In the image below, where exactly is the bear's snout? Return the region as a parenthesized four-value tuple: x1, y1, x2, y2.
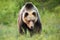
(31, 26, 34, 29)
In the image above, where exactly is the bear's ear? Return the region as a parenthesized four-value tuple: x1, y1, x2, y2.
(25, 2, 33, 9)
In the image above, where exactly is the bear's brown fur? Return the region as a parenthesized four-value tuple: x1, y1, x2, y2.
(18, 2, 42, 36)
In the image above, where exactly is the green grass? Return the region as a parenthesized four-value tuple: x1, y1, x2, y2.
(0, 0, 60, 40)
(0, 10, 60, 40)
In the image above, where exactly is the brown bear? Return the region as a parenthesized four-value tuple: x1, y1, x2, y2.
(18, 2, 42, 36)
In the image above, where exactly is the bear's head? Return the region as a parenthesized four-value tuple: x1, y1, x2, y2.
(22, 2, 38, 29)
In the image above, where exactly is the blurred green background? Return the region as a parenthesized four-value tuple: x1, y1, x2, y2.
(0, 0, 60, 40)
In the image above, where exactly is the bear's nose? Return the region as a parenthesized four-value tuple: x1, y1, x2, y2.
(31, 26, 34, 29)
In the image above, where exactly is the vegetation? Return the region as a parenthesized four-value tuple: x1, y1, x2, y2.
(0, 0, 60, 40)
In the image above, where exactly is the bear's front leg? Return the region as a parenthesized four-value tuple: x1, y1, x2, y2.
(29, 29, 34, 37)
(19, 27, 24, 34)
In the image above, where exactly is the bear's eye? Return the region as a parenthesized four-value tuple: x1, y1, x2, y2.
(32, 12, 36, 16)
(25, 12, 28, 17)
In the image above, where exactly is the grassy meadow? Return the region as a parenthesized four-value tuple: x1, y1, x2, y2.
(0, 0, 60, 40)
